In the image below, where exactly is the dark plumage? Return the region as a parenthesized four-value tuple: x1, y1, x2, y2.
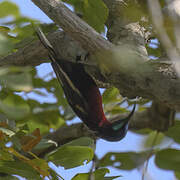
(36, 28, 136, 141)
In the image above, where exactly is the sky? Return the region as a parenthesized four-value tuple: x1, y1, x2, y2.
(1, 0, 177, 179)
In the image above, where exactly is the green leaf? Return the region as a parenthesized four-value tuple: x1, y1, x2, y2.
(0, 149, 13, 161)
(49, 168, 62, 180)
(110, 106, 128, 115)
(63, 105, 75, 120)
(0, 127, 15, 137)
(99, 151, 148, 170)
(11, 136, 22, 151)
(33, 77, 68, 108)
(0, 161, 41, 179)
(47, 137, 94, 169)
(27, 104, 65, 131)
(0, 95, 30, 121)
(175, 171, 180, 180)
(0, 34, 14, 56)
(66, 0, 108, 32)
(0, 26, 10, 35)
(143, 131, 164, 148)
(6, 17, 36, 27)
(83, 0, 108, 32)
(1, 175, 19, 180)
(155, 148, 180, 171)
(104, 176, 122, 180)
(72, 168, 110, 180)
(27, 118, 50, 134)
(133, 128, 153, 135)
(65, 137, 95, 147)
(0, 67, 33, 92)
(165, 121, 180, 144)
(146, 45, 162, 58)
(40, 23, 58, 34)
(30, 158, 49, 173)
(0, 1, 20, 18)
(102, 87, 120, 104)
(33, 139, 57, 151)
(13, 23, 35, 40)
(48, 146, 94, 169)
(135, 98, 151, 105)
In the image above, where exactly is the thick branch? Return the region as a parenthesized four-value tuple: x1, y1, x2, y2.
(31, 0, 113, 53)
(0, 31, 85, 66)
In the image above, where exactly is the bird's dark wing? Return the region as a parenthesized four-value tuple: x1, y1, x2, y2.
(36, 27, 89, 120)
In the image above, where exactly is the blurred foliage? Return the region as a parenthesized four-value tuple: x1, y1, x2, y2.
(155, 149, 180, 171)
(47, 137, 95, 169)
(143, 131, 164, 148)
(98, 151, 149, 170)
(0, 0, 180, 180)
(64, 0, 108, 33)
(72, 168, 121, 180)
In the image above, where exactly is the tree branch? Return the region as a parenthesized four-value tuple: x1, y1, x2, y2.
(31, 0, 113, 53)
(0, 31, 85, 67)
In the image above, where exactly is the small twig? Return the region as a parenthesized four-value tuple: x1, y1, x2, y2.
(88, 157, 96, 180)
(142, 131, 159, 180)
(105, 97, 127, 116)
(116, 97, 128, 107)
(89, 140, 97, 180)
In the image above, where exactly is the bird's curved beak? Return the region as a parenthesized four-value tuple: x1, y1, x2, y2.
(112, 104, 136, 131)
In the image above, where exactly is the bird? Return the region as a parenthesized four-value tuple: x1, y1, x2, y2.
(36, 28, 136, 142)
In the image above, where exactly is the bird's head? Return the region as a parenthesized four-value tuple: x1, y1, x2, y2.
(96, 104, 136, 142)
(97, 117, 129, 141)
